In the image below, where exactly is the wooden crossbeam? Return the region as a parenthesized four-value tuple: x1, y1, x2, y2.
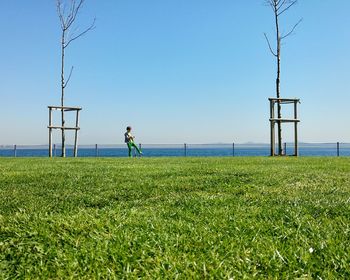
(48, 106, 82, 111)
(268, 98, 300, 102)
(269, 118, 300, 123)
(48, 126, 80, 130)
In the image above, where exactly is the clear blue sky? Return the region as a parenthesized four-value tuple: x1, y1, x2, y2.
(1, 0, 349, 145)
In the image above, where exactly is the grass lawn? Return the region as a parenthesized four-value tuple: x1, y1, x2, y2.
(0, 157, 349, 279)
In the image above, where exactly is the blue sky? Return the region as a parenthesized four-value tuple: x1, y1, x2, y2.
(1, 0, 349, 145)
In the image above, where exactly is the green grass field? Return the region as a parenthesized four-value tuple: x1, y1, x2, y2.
(1, 157, 349, 279)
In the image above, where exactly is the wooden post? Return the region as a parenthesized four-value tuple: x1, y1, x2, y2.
(232, 142, 235, 157)
(61, 108, 65, 158)
(184, 143, 187, 157)
(270, 100, 275, 156)
(139, 143, 142, 157)
(95, 144, 98, 157)
(294, 100, 298, 156)
(337, 142, 340, 157)
(14, 144, 17, 157)
(284, 142, 287, 155)
(73, 110, 80, 157)
(49, 108, 53, 157)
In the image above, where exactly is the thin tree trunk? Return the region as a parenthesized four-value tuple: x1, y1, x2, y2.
(61, 31, 66, 157)
(265, 0, 300, 156)
(274, 5, 283, 156)
(56, 0, 95, 158)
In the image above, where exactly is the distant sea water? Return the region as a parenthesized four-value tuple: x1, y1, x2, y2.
(0, 143, 349, 157)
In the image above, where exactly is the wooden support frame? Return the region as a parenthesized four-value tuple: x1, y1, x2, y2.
(48, 106, 82, 158)
(269, 98, 300, 157)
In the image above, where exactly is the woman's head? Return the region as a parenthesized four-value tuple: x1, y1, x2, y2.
(126, 126, 132, 132)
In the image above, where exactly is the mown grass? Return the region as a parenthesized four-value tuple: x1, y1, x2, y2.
(0, 157, 349, 279)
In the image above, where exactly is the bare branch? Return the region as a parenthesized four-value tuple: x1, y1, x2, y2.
(278, 0, 297, 16)
(64, 17, 96, 48)
(281, 18, 302, 39)
(264, 33, 277, 57)
(66, 0, 84, 30)
(264, 0, 275, 12)
(64, 66, 74, 88)
(277, 0, 288, 11)
(56, 0, 66, 29)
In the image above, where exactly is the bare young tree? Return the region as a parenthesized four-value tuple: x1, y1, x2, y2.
(56, 0, 95, 157)
(264, 0, 302, 155)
